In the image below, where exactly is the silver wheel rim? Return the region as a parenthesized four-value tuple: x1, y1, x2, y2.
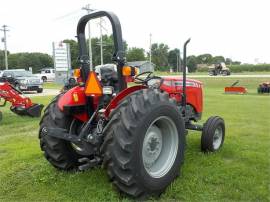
(213, 126, 223, 150)
(71, 143, 84, 152)
(142, 116, 178, 178)
(69, 120, 85, 154)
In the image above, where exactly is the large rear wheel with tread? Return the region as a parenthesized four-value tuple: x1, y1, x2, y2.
(101, 89, 185, 198)
(39, 95, 86, 170)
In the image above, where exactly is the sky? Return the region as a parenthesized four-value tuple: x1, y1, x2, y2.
(0, 0, 269, 64)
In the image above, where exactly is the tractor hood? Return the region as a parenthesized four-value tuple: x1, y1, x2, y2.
(162, 77, 202, 85)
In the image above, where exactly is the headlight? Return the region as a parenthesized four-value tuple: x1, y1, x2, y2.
(103, 86, 113, 95)
(20, 80, 28, 84)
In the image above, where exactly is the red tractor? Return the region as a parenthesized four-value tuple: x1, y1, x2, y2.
(39, 11, 225, 199)
(257, 81, 270, 94)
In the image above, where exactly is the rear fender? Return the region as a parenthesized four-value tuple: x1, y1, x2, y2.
(104, 85, 147, 118)
(58, 86, 89, 122)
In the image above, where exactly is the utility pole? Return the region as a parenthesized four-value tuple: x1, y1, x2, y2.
(0, 25, 9, 70)
(149, 33, 152, 65)
(99, 18, 103, 65)
(176, 54, 179, 72)
(82, 4, 94, 70)
(179, 49, 182, 72)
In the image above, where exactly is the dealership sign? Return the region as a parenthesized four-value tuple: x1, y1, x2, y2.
(53, 42, 71, 71)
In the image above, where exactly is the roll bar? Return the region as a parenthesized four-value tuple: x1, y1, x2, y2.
(77, 10, 126, 90)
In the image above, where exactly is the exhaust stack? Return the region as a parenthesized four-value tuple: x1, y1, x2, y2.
(181, 38, 191, 117)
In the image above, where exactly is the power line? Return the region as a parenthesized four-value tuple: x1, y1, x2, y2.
(53, 9, 81, 21)
(0, 25, 9, 70)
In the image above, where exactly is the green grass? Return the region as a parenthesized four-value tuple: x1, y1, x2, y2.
(155, 71, 270, 76)
(0, 78, 269, 201)
(43, 82, 62, 89)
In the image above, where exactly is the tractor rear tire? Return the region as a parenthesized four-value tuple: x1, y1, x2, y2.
(39, 95, 84, 170)
(201, 116, 225, 152)
(101, 89, 185, 199)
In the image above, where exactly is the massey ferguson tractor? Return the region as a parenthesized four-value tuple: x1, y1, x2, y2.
(39, 11, 225, 199)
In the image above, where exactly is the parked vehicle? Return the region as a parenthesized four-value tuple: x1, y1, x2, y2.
(209, 62, 231, 76)
(36, 68, 55, 82)
(0, 69, 43, 93)
(0, 70, 3, 77)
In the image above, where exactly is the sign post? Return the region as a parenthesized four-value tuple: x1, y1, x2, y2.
(53, 41, 71, 84)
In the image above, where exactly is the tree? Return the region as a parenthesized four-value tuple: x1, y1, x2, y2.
(8, 52, 53, 73)
(151, 43, 169, 71)
(197, 54, 213, 64)
(168, 49, 180, 71)
(225, 58, 232, 65)
(126, 47, 145, 61)
(187, 55, 198, 72)
(232, 61, 241, 65)
(212, 56, 225, 64)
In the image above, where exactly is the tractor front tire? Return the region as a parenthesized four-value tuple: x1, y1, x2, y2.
(39, 96, 83, 170)
(101, 89, 185, 198)
(201, 116, 225, 152)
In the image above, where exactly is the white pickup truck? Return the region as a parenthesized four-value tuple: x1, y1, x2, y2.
(36, 68, 55, 82)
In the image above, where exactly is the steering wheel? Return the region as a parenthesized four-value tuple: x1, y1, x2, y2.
(134, 71, 154, 84)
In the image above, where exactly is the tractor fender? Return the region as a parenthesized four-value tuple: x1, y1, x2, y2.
(57, 86, 89, 122)
(104, 85, 147, 118)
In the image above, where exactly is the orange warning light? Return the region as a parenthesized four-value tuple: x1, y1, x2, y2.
(85, 71, 103, 96)
(122, 66, 139, 76)
(73, 69, 81, 78)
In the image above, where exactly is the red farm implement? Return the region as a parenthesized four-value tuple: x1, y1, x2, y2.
(0, 82, 43, 122)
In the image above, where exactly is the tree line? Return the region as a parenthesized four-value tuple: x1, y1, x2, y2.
(0, 34, 241, 73)
(0, 50, 53, 73)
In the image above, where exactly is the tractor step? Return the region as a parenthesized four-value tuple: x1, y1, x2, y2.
(78, 157, 101, 171)
(42, 127, 82, 144)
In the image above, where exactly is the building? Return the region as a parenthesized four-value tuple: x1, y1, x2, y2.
(127, 61, 156, 73)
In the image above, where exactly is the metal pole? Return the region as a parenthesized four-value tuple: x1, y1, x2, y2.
(179, 49, 181, 72)
(66, 43, 71, 81)
(1, 25, 9, 70)
(176, 53, 178, 72)
(82, 4, 94, 70)
(100, 18, 103, 65)
(149, 33, 152, 65)
(88, 21, 93, 70)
